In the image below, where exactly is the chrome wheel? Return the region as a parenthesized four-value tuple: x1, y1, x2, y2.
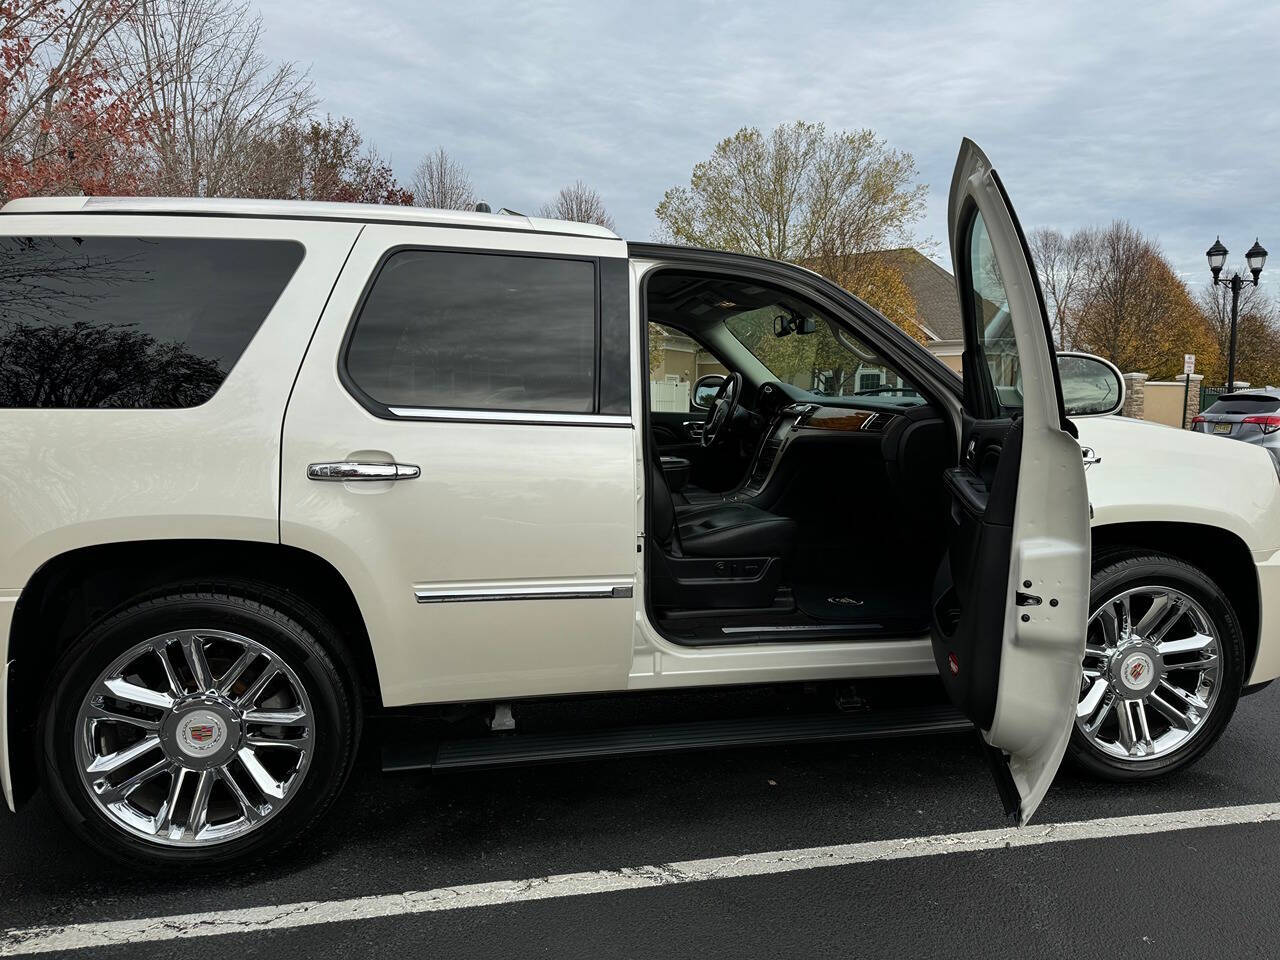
(74, 629, 313, 847)
(1076, 586, 1221, 762)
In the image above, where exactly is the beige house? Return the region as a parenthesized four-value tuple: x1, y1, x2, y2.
(649, 324, 728, 411)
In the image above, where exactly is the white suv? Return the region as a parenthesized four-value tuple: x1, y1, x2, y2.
(2, 140, 1278, 869)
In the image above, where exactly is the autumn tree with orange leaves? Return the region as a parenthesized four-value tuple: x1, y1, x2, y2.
(0, 1, 154, 201)
(1068, 221, 1219, 381)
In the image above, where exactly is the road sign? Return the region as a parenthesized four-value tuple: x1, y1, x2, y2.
(1184, 354, 1196, 375)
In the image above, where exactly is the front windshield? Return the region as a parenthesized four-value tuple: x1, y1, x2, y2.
(724, 305, 924, 404)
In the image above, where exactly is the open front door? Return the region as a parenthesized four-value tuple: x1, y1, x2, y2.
(931, 139, 1090, 824)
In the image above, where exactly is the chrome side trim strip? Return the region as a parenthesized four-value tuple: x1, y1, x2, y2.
(719, 624, 883, 634)
(388, 407, 633, 427)
(415, 577, 635, 604)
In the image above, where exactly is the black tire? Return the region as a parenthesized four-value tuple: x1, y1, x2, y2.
(38, 580, 360, 871)
(1066, 552, 1245, 781)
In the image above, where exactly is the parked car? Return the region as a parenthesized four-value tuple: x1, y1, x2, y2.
(1, 139, 1278, 870)
(1192, 388, 1280, 450)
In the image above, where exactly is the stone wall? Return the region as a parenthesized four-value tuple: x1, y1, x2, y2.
(1121, 373, 1147, 420)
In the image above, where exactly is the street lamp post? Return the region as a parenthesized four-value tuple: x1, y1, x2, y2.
(1207, 237, 1268, 392)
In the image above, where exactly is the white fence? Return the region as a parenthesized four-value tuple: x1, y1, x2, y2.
(650, 379, 691, 412)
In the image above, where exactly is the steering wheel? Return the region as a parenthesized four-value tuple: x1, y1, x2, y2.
(701, 372, 742, 448)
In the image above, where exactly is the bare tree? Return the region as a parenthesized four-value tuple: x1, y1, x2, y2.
(411, 147, 475, 210)
(1029, 226, 1096, 349)
(538, 180, 615, 230)
(115, 0, 315, 196)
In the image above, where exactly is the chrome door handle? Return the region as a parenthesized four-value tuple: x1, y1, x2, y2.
(307, 461, 421, 481)
(1080, 446, 1101, 467)
(683, 420, 705, 438)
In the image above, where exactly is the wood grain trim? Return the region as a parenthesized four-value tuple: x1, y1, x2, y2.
(804, 408, 876, 431)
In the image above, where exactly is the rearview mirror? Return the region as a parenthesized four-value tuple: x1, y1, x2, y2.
(691, 374, 725, 410)
(772, 311, 817, 337)
(1057, 352, 1125, 417)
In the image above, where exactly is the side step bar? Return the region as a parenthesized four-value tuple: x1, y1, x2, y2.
(383, 704, 972, 773)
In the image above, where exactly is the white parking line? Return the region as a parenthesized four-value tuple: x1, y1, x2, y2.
(4, 800, 1279, 956)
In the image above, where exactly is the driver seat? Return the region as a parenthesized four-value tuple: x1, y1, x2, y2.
(650, 459, 796, 558)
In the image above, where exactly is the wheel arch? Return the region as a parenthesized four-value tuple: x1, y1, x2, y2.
(1091, 521, 1259, 679)
(5, 539, 382, 808)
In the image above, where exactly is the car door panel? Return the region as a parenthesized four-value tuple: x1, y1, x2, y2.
(931, 139, 1091, 824)
(651, 410, 705, 455)
(280, 224, 638, 707)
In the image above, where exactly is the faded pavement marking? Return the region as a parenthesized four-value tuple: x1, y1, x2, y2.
(5, 801, 1280, 956)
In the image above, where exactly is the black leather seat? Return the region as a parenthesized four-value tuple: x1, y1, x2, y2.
(650, 460, 796, 558)
(658, 456, 727, 510)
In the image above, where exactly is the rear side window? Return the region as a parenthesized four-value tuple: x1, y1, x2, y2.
(344, 250, 597, 414)
(1206, 396, 1280, 415)
(0, 235, 303, 409)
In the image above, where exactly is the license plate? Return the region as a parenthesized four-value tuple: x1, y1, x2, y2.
(1214, 422, 1232, 434)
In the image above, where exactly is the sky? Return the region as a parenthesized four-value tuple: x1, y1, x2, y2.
(256, 0, 1280, 284)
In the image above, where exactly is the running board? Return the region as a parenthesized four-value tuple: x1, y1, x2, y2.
(382, 704, 972, 773)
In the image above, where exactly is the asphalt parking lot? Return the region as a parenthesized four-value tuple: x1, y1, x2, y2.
(3, 681, 1280, 959)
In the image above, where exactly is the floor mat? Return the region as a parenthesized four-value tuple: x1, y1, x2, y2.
(793, 579, 931, 626)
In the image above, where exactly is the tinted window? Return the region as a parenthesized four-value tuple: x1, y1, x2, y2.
(723, 301, 922, 405)
(649, 322, 716, 413)
(1206, 395, 1280, 415)
(0, 235, 302, 408)
(346, 251, 597, 413)
(965, 210, 1021, 412)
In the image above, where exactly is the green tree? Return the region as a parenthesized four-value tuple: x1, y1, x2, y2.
(654, 121, 927, 338)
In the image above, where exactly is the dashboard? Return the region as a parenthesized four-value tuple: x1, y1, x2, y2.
(755, 380, 926, 420)
(733, 383, 910, 502)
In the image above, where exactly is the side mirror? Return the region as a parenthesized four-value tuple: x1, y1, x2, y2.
(691, 374, 725, 410)
(1057, 351, 1125, 417)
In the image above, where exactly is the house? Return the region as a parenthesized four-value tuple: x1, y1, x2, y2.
(873, 247, 965, 374)
(648, 323, 728, 411)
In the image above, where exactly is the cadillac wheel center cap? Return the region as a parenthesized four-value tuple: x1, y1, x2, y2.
(177, 710, 227, 756)
(1119, 651, 1156, 693)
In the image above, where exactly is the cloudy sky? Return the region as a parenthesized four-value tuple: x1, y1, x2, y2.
(257, 0, 1280, 282)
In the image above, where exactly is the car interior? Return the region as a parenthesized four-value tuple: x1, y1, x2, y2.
(644, 269, 957, 645)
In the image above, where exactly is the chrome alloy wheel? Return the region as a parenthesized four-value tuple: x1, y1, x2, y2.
(74, 629, 314, 846)
(1076, 586, 1221, 761)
